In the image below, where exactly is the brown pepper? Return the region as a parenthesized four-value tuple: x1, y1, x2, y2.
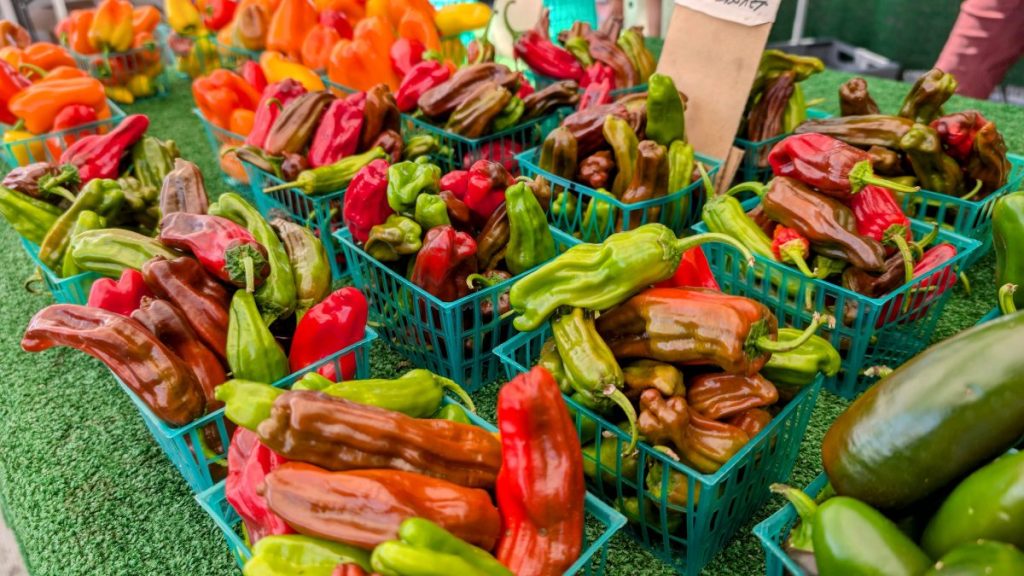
(577, 151, 614, 189)
(369, 129, 403, 163)
(584, 29, 637, 88)
(440, 190, 473, 229)
(2, 162, 59, 199)
(868, 145, 902, 176)
(747, 71, 795, 143)
(562, 102, 632, 156)
(965, 121, 1011, 197)
(522, 80, 580, 121)
(417, 63, 517, 119)
(141, 256, 231, 359)
(475, 203, 508, 270)
(686, 372, 778, 420)
(726, 408, 773, 438)
(280, 152, 308, 182)
(795, 115, 916, 149)
(637, 389, 749, 474)
(360, 84, 401, 151)
(160, 158, 209, 215)
(264, 91, 335, 156)
(839, 77, 880, 116)
(444, 82, 512, 138)
(618, 139, 668, 230)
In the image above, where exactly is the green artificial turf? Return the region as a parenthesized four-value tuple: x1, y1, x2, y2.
(0, 69, 1018, 576)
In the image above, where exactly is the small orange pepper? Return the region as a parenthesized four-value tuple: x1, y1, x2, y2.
(397, 9, 441, 52)
(328, 37, 396, 92)
(31, 65, 88, 83)
(364, 0, 390, 28)
(132, 6, 162, 33)
(229, 108, 255, 135)
(9, 76, 107, 134)
(388, 0, 436, 34)
(22, 43, 76, 71)
(354, 16, 395, 60)
(265, 0, 317, 60)
(60, 10, 98, 55)
(299, 24, 340, 70)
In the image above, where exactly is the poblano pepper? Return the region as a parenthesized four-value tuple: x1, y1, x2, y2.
(61, 210, 106, 278)
(364, 214, 422, 262)
(645, 73, 685, 147)
(70, 229, 179, 277)
(227, 290, 289, 384)
(38, 178, 124, 270)
(505, 181, 555, 275)
(604, 115, 639, 198)
(387, 158, 442, 214)
(414, 193, 451, 231)
(292, 368, 476, 416)
(243, 534, 371, 576)
(993, 190, 1024, 311)
(0, 185, 61, 245)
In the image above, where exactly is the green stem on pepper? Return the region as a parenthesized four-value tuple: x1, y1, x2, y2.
(848, 160, 920, 194)
(884, 227, 916, 285)
(999, 283, 1018, 315)
(755, 312, 832, 354)
(770, 484, 817, 552)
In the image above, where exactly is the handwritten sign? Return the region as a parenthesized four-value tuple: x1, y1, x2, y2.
(675, 0, 781, 26)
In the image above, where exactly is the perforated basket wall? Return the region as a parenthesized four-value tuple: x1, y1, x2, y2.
(193, 108, 252, 196)
(400, 113, 551, 173)
(19, 238, 99, 305)
(0, 100, 126, 168)
(753, 473, 829, 576)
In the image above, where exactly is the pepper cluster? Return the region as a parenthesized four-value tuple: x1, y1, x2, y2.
(741, 49, 824, 145)
(797, 68, 1012, 199)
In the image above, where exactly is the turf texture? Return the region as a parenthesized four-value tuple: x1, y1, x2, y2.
(0, 69, 1018, 576)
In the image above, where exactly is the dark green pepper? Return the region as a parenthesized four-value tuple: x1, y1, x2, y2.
(900, 123, 964, 196)
(226, 289, 289, 383)
(61, 210, 106, 278)
(244, 534, 371, 575)
(131, 136, 180, 191)
(491, 96, 525, 133)
(813, 496, 931, 576)
(921, 541, 1024, 576)
(898, 68, 957, 125)
(505, 181, 555, 275)
(414, 193, 451, 231)
(435, 403, 472, 424)
(538, 338, 571, 394)
(993, 191, 1024, 310)
(263, 147, 388, 196)
(387, 157, 442, 214)
(270, 218, 331, 322)
(38, 178, 124, 270)
(69, 228, 178, 277)
(291, 368, 476, 417)
(371, 518, 512, 576)
(604, 115, 639, 198)
(403, 134, 449, 162)
(364, 214, 422, 262)
(117, 175, 160, 233)
(663, 140, 695, 228)
(0, 185, 61, 245)
(645, 73, 685, 147)
(760, 329, 840, 395)
(580, 187, 615, 242)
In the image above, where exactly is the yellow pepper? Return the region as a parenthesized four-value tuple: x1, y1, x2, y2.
(166, 0, 203, 36)
(434, 2, 491, 37)
(3, 130, 48, 166)
(178, 34, 220, 77)
(127, 75, 155, 97)
(259, 51, 324, 91)
(104, 85, 134, 104)
(89, 0, 135, 52)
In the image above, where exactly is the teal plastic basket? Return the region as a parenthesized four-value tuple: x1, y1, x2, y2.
(121, 328, 376, 494)
(0, 100, 126, 168)
(166, 33, 262, 79)
(753, 473, 830, 576)
(494, 327, 822, 576)
(193, 108, 252, 197)
(195, 398, 626, 575)
(70, 28, 170, 99)
(733, 109, 832, 183)
(400, 113, 551, 172)
(517, 146, 721, 240)
(693, 198, 982, 398)
(19, 238, 99, 305)
(335, 226, 578, 389)
(243, 162, 349, 279)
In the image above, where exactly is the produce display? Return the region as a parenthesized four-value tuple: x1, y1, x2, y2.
(739, 50, 824, 145)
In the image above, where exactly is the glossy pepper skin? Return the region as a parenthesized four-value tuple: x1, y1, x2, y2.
(638, 388, 749, 474)
(746, 71, 795, 142)
(386, 158, 441, 214)
(879, 242, 960, 326)
(21, 305, 205, 427)
(0, 59, 29, 124)
(60, 114, 149, 184)
(142, 256, 231, 360)
(495, 366, 585, 576)
(372, 518, 511, 576)
(289, 287, 368, 382)
(246, 80, 307, 149)
(760, 329, 840, 393)
(395, 60, 450, 113)
(159, 158, 209, 216)
(0, 186, 60, 245)
(245, 534, 369, 576)
(658, 246, 719, 290)
(88, 0, 133, 52)
(87, 268, 152, 317)
(583, 27, 637, 89)
(265, 148, 388, 196)
(308, 93, 365, 168)
(898, 67, 957, 125)
(839, 77, 880, 116)
(900, 123, 965, 197)
(538, 126, 578, 195)
(410, 225, 477, 302)
(193, 69, 263, 131)
(604, 115, 639, 199)
(38, 178, 124, 270)
(271, 218, 331, 321)
(930, 110, 987, 161)
(687, 372, 777, 420)
(69, 229, 178, 278)
(504, 181, 554, 275)
(266, 0, 318, 60)
(263, 463, 501, 551)
(795, 114, 916, 150)
(507, 6, 583, 81)
(771, 225, 815, 277)
(10, 76, 106, 135)
(159, 212, 270, 291)
(646, 73, 685, 147)
(814, 496, 931, 576)
(924, 541, 1024, 576)
(444, 81, 511, 138)
(850, 185, 915, 282)
(344, 159, 393, 243)
(293, 368, 475, 417)
(61, 210, 105, 277)
(619, 140, 669, 230)
(520, 79, 580, 121)
(965, 120, 1011, 197)
(264, 91, 335, 156)
(993, 191, 1024, 311)
(702, 184, 776, 261)
(131, 136, 180, 192)
(228, 290, 289, 383)
(225, 428, 293, 544)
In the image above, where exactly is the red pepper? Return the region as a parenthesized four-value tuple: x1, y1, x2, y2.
(439, 169, 469, 200)
(463, 138, 523, 172)
(60, 114, 149, 184)
(657, 247, 719, 290)
(410, 225, 478, 302)
(288, 287, 368, 382)
(506, 7, 583, 81)
(495, 366, 585, 575)
(158, 212, 271, 292)
(240, 60, 267, 94)
(881, 243, 960, 326)
(86, 268, 153, 316)
(394, 60, 450, 113)
(319, 9, 353, 40)
(464, 160, 512, 218)
(343, 158, 392, 243)
(580, 62, 616, 89)
(771, 225, 815, 277)
(851, 184, 915, 284)
(51, 103, 99, 148)
(0, 59, 31, 125)
(245, 79, 307, 149)
(389, 37, 425, 78)
(931, 110, 988, 162)
(225, 427, 294, 545)
(578, 64, 614, 111)
(514, 73, 534, 99)
(308, 91, 365, 168)
(202, 0, 238, 31)
(768, 133, 919, 199)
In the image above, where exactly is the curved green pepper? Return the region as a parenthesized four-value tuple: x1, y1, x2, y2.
(414, 193, 451, 231)
(491, 96, 525, 133)
(663, 140, 695, 227)
(387, 157, 442, 214)
(783, 84, 807, 134)
(993, 191, 1024, 311)
(814, 496, 931, 576)
(604, 115, 639, 198)
(70, 228, 178, 277)
(364, 214, 422, 262)
(617, 28, 656, 83)
(505, 181, 555, 275)
(389, 518, 512, 576)
(39, 178, 124, 270)
(435, 403, 472, 424)
(292, 368, 476, 416)
(263, 147, 388, 196)
(760, 329, 840, 393)
(564, 36, 593, 68)
(226, 290, 289, 383)
(702, 183, 775, 260)
(645, 73, 685, 147)
(215, 379, 285, 431)
(900, 124, 964, 196)
(0, 186, 61, 245)
(61, 210, 106, 278)
(921, 540, 1024, 576)
(243, 534, 370, 576)
(131, 136, 180, 192)
(270, 218, 331, 322)
(538, 339, 572, 394)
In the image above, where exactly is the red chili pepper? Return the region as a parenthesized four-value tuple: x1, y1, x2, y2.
(578, 68, 613, 111)
(60, 114, 149, 184)
(768, 133, 919, 199)
(245, 79, 307, 149)
(51, 103, 99, 148)
(514, 72, 534, 99)
(505, 6, 583, 81)
(771, 225, 815, 277)
(931, 110, 988, 162)
(202, 0, 238, 31)
(464, 160, 512, 218)
(389, 37, 426, 78)
(343, 159, 392, 243)
(880, 243, 959, 326)
(288, 287, 368, 382)
(239, 60, 267, 94)
(579, 62, 616, 89)
(410, 225, 478, 302)
(225, 427, 294, 545)
(394, 60, 450, 113)
(158, 212, 271, 292)
(86, 268, 153, 316)
(851, 184, 915, 284)
(308, 91, 365, 168)
(657, 247, 719, 290)
(439, 169, 469, 200)
(319, 9, 352, 40)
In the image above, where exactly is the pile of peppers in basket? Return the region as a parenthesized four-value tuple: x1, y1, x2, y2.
(212, 360, 586, 575)
(796, 67, 1012, 198)
(507, 222, 839, 526)
(741, 49, 824, 145)
(539, 72, 699, 238)
(704, 133, 965, 326)
(344, 156, 558, 303)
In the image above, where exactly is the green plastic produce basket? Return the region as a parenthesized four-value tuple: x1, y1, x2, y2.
(166, 33, 262, 79)
(70, 28, 170, 99)
(494, 327, 822, 576)
(733, 109, 832, 183)
(0, 100, 126, 169)
(195, 398, 626, 575)
(517, 146, 721, 240)
(242, 161, 349, 279)
(753, 472, 830, 576)
(335, 226, 578, 389)
(121, 328, 376, 494)
(19, 238, 99, 305)
(693, 198, 981, 398)
(193, 108, 253, 197)
(400, 113, 551, 172)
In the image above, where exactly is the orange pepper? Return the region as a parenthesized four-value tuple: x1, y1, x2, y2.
(328, 37, 395, 92)
(300, 24, 340, 70)
(31, 65, 87, 82)
(355, 16, 394, 57)
(397, 9, 440, 52)
(132, 6, 162, 33)
(317, 0, 364, 23)
(9, 76, 106, 134)
(229, 108, 255, 135)
(60, 10, 98, 55)
(388, 0, 435, 35)
(217, 22, 235, 46)
(266, 0, 317, 60)
(89, 0, 135, 52)
(0, 46, 19, 68)
(0, 20, 30, 49)
(364, 0, 390, 27)
(132, 30, 162, 68)
(22, 43, 76, 71)
(219, 144, 250, 182)
(260, 50, 324, 91)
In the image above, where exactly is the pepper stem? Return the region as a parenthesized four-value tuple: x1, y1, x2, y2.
(724, 182, 768, 198)
(912, 224, 940, 257)
(435, 375, 477, 413)
(999, 283, 1018, 315)
(756, 312, 831, 354)
(781, 244, 815, 278)
(243, 256, 255, 293)
(960, 178, 984, 202)
(466, 273, 503, 289)
(769, 484, 817, 552)
(959, 272, 971, 295)
(849, 160, 921, 194)
(673, 232, 755, 270)
(885, 227, 915, 286)
(17, 63, 48, 80)
(501, 0, 523, 43)
(602, 385, 638, 452)
(45, 185, 76, 203)
(263, 180, 299, 193)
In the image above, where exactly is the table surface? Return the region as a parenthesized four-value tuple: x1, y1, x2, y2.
(0, 69, 1019, 576)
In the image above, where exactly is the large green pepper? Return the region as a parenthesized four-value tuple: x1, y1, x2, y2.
(505, 181, 555, 275)
(993, 191, 1024, 310)
(226, 289, 289, 383)
(292, 368, 476, 416)
(131, 136, 180, 191)
(580, 187, 615, 243)
(270, 218, 331, 322)
(509, 222, 751, 331)
(0, 185, 61, 245)
(61, 210, 106, 278)
(921, 541, 1024, 576)
(364, 214, 422, 262)
(900, 123, 964, 196)
(414, 193, 451, 231)
(209, 193, 296, 324)
(759, 329, 840, 394)
(243, 534, 371, 576)
(371, 518, 512, 576)
(215, 379, 285, 431)
(604, 115, 639, 198)
(702, 182, 775, 261)
(645, 73, 685, 147)
(387, 157, 442, 214)
(38, 178, 124, 270)
(70, 228, 178, 277)
(921, 450, 1024, 557)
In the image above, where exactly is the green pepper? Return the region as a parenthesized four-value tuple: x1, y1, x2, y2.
(364, 214, 422, 262)
(921, 541, 1024, 576)
(0, 185, 61, 245)
(702, 182, 775, 261)
(491, 96, 524, 133)
(414, 193, 451, 231)
(403, 134, 449, 162)
(38, 178, 124, 270)
(564, 36, 593, 68)
(921, 450, 1024, 557)
(647, 446, 700, 507)
(603, 115, 639, 198)
(622, 360, 684, 398)
(900, 123, 964, 196)
(209, 192, 297, 325)
(291, 368, 476, 416)
(270, 218, 331, 321)
(663, 140, 695, 228)
(617, 28, 655, 83)
(760, 329, 840, 394)
(131, 136, 180, 192)
(583, 429, 638, 484)
(371, 518, 512, 576)
(538, 338, 572, 394)
(227, 290, 289, 384)
(263, 147, 388, 196)
(645, 73, 685, 147)
(435, 403, 472, 424)
(61, 210, 106, 278)
(813, 496, 931, 576)
(387, 157, 442, 214)
(505, 181, 555, 275)
(783, 83, 807, 134)
(769, 484, 816, 554)
(566, 395, 598, 445)
(215, 379, 285, 431)
(616, 495, 683, 533)
(812, 254, 847, 279)
(581, 187, 615, 243)
(117, 176, 160, 233)
(549, 191, 577, 222)
(750, 49, 824, 97)
(69, 228, 178, 277)
(898, 68, 957, 125)
(993, 191, 1024, 311)
(243, 534, 371, 576)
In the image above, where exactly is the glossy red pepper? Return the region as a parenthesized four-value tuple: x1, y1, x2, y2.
(319, 9, 353, 39)
(86, 268, 153, 316)
(515, 73, 534, 99)
(768, 133, 919, 198)
(343, 159, 392, 243)
(580, 62, 616, 90)
(389, 37, 425, 78)
(771, 225, 814, 277)
(225, 427, 294, 544)
(240, 60, 267, 95)
(931, 110, 988, 162)
(0, 59, 30, 124)
(464, 160, 512, 218)
(158, 212, 271, 291)
(394, 60, 450, 113)
(657, 247, 720, 290)
(60, 114, 149, 184)
(410, 225, 477, 302)
(288, 287, 368, 382)
(578, 76, 612, 111)
(246, 79, 307, 149)
(506, 7, 583, 81)
(881, 242, 960, 326)
(202, 0, 238, 30)
(308, 91, 365, 168)
(439, 169, 469, 200)
(851, 184, 915, 284)
(51, 103, 98, 148)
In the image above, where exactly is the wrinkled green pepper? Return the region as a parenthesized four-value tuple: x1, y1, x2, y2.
(414, 193, 451, 231)
(760, 329, 840, 395)
(387, 158, 442, 214)
(900, 123, 964, 196)
(663, 140, 695, 227)
(226, 289, 289, 383)
(364, 214, 422, 262)
(292, 368, 475, 416)
(70, 228, 178, 277)
(491, 96, 525, 133)
(505, 181, 555, 275)
(550, 191, 577, 221)
(783, 83, 806, 134)
(61, 210, 106, 278)
(131, 136, 180, 191)
(0, 185, 61, 245)
(604, 115, 639, 198)
(270, 218, 331, 321)
(371, 518, 512, 576)
(702, 183, 775, 260)
(243, 534, 371, 576)
(898, 68, 957, 125)
(263, 147, 388, 197)
(38, 178, 124, 270)
(645, 73, 685, 147)
(750, 49, 825, 97)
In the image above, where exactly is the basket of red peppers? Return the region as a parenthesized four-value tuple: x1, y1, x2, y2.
(696, 133, 982, 397)
(494, 223, 835, 574)
(20, 183, 376, 493)
(797, 68, 1024, 257)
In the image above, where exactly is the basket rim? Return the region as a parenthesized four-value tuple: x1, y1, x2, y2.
(1, 99, 127, 141)
(751, 472, 830, 576)
(192, 108, 245, 141)
(20, 239, 101, 287)
(402, 112, 555, 146)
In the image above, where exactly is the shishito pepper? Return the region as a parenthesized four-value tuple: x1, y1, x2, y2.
(372, 518, 511, 576)
(245, 534, 370, 576)
(293, 368, 475, 416)
(61, 210, 106, 277)
(141, 256, 231, 360)
(263, 147, 388, 196)
(645, 73, 685, 147)
(288, 287, 368, 382)
(898, 67, 957, 125)
(159, 212, 271, 292)
(504, 181, 554, 275)
(271, 218, 331, 320)
(899, 123, 965, 197)
(702, 179, 776, 261)
(227, 289, 290, 383)
(993, 190, 1024, 311)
